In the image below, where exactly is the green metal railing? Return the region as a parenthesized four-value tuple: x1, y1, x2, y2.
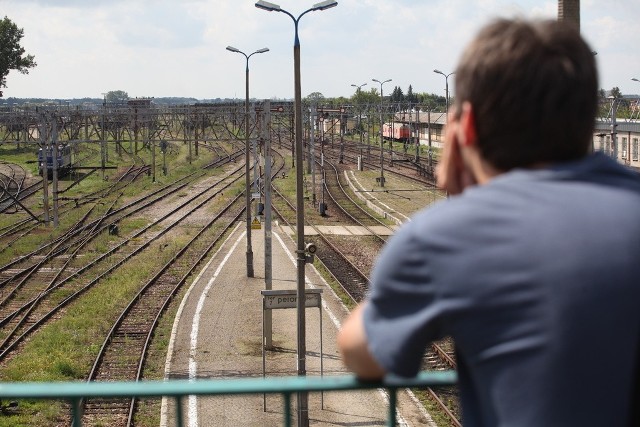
(0, 370, 457, 427)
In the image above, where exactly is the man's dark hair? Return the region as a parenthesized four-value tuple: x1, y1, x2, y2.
(454, 19, 598, 170)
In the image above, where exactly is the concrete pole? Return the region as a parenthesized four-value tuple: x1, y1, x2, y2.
(428, 109, 433, 173)
(52, 120, 59, 228)
(293, 34, 309, 427)
(245, 61, 255, 277)
(40, 115, 50, 225)
(310, 104, 316, 206)
(253, 108, 260, 217)
(151, 129, 156, 183)
(263, 100, 273, 349)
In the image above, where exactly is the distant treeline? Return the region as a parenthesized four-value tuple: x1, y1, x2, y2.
(0, 97, 282, 107)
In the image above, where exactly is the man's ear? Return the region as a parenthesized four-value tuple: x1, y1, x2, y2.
(457, 101, 478, 147)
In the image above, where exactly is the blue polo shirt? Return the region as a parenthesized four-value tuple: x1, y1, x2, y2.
(363, 153, 640, 426)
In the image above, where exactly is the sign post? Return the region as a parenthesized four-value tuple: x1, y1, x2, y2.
(260, 289, 324, 412)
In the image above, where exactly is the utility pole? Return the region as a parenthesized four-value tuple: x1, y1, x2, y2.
(373, 78, 391, 187)
(151, 124, 156, 183)
(40, 114, 50, 225)
(610, 97, 619, 160)
(51, 120, 59, 228)
(310, 104, 316, 206)
(101, 94, 106, 179)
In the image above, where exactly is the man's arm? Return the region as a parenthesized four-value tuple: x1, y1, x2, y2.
(337, 303, 386, 380)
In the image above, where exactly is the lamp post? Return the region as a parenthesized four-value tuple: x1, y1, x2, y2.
(372, 78, 391, 187)
(226, 45, 270, 278)
(433, 69, 455, 112)
(351, 83, 367, 152)
(255, 2, 337, 426)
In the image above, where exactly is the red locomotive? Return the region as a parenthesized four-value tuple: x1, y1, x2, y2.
(382, 123, 410, 141)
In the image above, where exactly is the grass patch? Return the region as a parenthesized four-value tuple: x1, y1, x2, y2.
(0, 140, 236, 425)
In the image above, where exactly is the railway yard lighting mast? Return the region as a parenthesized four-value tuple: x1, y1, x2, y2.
(255, 1, 337, 426)
(372, 78, 391, 187)
(226, 45, 270, 278)
(433, 69, 454, 113)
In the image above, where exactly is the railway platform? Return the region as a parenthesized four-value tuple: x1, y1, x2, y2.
(160, 220, 434, 426)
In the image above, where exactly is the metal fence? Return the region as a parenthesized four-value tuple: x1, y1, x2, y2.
(0, 370, 457, 427)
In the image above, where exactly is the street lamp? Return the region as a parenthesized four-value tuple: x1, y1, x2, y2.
(226, 45, 269, 278)
(632, 78, 640, 83)
(372, 78, 391, 187)
(255, 2, 337, 426)
(433, 69, 455, 112)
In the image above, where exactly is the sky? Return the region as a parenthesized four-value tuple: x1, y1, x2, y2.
(1, 0, 639, 100)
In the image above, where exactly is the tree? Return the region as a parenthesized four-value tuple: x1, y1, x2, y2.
(0, 16, 37, 97)
(390, 86, 404, 103)
(305, 91, 325, 104)
(416, 92, 446, 110)
(406, 85, 418, 104)
(351, 88, 379, 106)
(609, 86, 623, 99)
(105, 90, 129, 103)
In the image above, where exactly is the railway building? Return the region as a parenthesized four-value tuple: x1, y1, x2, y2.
(593, 119, 640, 169)
(375, 111, 447, 149)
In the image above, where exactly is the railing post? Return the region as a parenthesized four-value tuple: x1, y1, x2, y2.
(175, 395, 185, 427)
(387, 388, 397, 427)
(71, 397, 83, 427)
(283, 392, 292, 427)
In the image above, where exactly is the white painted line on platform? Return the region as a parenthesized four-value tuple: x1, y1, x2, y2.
(187, 230, 244, 427)
(159, 223, 243, 427)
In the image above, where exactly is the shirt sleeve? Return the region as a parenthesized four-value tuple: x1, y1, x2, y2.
(362, 217, 450, 377)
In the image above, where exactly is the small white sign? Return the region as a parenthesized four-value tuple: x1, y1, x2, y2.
(262, 290, 323, 310)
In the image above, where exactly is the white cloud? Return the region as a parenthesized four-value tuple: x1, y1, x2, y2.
(2, 0, 639, 99)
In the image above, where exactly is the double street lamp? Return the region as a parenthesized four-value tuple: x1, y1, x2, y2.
(226, 45, 269, 278)
(433, 69, 455, 112)
(255, 2, 338, 426)
(372, 78, 391, 187)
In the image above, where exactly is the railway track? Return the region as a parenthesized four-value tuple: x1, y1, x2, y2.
(0, 162, 151, 244)
(82, 187, 246, 426)
(0, 161, 29, 214)
(326, 140, 435, 187)
(272, 142, 460, 425)
(0, 132, 458, 425)
(322, 156, 393, 236)
(0, 162, 245, 363)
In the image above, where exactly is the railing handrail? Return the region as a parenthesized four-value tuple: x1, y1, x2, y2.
(0, 370, 456, 398)
(0, 370, 457, 427)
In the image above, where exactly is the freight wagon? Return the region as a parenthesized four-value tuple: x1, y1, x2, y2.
(382, 123, 411, 141)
